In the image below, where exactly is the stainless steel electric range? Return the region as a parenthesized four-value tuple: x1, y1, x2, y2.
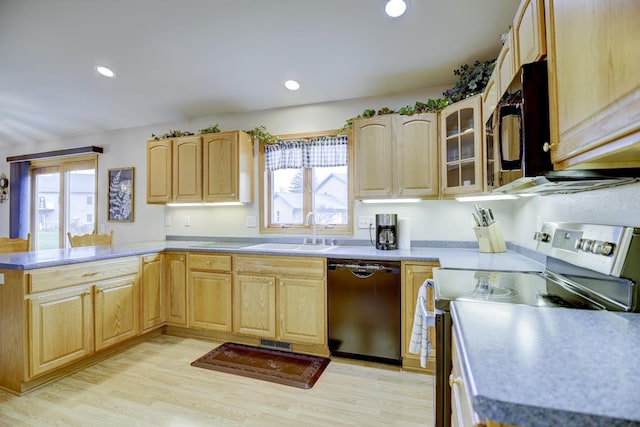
(431, 222, 640, 427)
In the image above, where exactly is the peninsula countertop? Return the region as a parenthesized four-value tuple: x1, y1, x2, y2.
(451, 300, 640, 427)
(0, 240, 545, 271)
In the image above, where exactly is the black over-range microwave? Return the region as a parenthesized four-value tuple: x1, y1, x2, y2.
(489, 60, 553, 188)
(489, 61, 640, 194)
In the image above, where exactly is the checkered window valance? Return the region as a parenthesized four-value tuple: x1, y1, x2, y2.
(264, 135, 348, 171)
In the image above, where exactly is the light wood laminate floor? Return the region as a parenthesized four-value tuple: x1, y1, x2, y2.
(0, 335, 434, 426)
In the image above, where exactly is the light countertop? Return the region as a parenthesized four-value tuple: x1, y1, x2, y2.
(451, 300, 640, 427)
(0, 240, 545, 271)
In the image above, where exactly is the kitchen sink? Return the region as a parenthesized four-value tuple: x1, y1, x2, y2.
(187, 242, 252, 249)
(245, 243, 337, 252)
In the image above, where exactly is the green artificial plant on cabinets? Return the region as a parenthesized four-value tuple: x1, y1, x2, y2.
(442, 59, 496, 103)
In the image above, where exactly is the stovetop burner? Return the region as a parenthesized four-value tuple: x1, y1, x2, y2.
(464, 283, 517, 299)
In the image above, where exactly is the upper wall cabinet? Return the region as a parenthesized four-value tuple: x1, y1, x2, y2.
(544, 0, 640, 168)
(353, 113, 438, 199)
(482, 67, 500, 122)
(496, 29, 516, 96)
(146, 131, 254, 204)
(147, 139, 172, 203)
(513, 0, 546, 69)
(173, 136, 203, 203)
(146, 136, 201, 204)
(440, 94, 484, 198)
(202, 131, 253, 203)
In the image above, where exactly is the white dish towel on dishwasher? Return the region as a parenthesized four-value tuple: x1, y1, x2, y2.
(409, 279, 435, 368)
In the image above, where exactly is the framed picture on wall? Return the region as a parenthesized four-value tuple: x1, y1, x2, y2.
(108, 167, 134, 222)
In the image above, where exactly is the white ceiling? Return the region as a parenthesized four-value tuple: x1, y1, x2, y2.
(0, 0, 520, 148)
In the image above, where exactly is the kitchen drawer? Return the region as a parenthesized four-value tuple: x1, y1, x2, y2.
(234, 255, 325, 278)
(27, 257, 139, 294)
(189, 253, 232, 272)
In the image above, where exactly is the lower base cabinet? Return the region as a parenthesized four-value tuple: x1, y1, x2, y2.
(165, 252, 187, 326)
(402, 262, 438, 373)
(141, 254, 165, 331)
(28, 285, 94, 378)
(233, 255, 327, 347)
(190, 271, 232, 331)
(188, 253, 232, 331)
(95, 274, 139, 351)
(24, 257, 141, 381)
(451, 330, 518, 427)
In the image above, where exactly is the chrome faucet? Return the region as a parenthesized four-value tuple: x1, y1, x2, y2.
(304, 211, 317, 245)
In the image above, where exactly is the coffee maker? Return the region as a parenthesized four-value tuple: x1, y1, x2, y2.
(376, 214, 398, 250)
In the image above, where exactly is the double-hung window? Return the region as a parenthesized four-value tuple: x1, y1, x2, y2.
(260, 132, 352, 234)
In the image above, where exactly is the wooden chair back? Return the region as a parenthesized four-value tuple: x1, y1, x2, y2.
(67, 231, 114, 248)
(0, 233, 32, 253)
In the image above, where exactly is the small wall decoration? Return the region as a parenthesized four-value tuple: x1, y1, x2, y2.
(0, 173, 8, 203)
(108, 167, 134, 222)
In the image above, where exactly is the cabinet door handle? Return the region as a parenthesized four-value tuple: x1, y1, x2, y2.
(82, 272, 100, 278)
(542, 141, 557, 152)
(449, 374, 462, 387)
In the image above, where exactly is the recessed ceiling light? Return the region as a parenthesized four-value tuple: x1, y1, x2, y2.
(385, 0, 407, 18)
(96, 65, 116, 78)
(284, 80, 300, 91)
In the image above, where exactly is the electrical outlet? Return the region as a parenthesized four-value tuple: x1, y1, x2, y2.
(246, 216, 257, 228)
(184, 216, 191, 227)
(165, 215, 172, 226)
(358, 216, 374, 229)
(0, 272, 4, 285)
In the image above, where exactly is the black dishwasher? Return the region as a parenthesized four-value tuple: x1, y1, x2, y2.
(327, 259, 401, 365)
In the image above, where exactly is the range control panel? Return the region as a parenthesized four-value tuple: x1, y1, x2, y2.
(534, 222, 636, 277)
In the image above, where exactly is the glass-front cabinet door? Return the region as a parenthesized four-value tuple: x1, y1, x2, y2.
(440, 94, 483, 197)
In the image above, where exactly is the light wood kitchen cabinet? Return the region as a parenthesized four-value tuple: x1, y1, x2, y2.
(28, 285, 94, 378)
(165, 252, 187, 326)
(451, 331, 484, 427)
(25, 257, 140, 379)
(354, 113, 438, 199)
(146, 139, 172, 203)
(141, 254, 165, 331)
(202, 130, 253, 203)
(544, 0, 640, 169)
(353, 115, 393, 198)
(189, 253, 232, 332)
(496, 30, 516, 96)
(451, 331, 518, 427)
(173, 136, 202, 203)
(513, 0, 545, 69)
(396, 113, 439, 198)
(233, 273, 275, 337)
(94, 274, 139, 351)
(233, 255, 326, 347)
(402, 262, 438, 373)
(146, 136, 203, 203)
(440, 94, 484, 197)
(482, 67, 499, 122)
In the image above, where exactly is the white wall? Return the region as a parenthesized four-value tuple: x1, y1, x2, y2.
(510, 182, 640, 249)
(2, 87, 639, 245)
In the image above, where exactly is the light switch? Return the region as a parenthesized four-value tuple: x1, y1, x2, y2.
(0, 272, 4, 285)
(184, 216, 191, 227)
(165, 215, 172, 226)
(246, 216, 257, 228)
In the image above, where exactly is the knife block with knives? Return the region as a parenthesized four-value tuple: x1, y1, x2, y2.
(472, 204, 506, 253)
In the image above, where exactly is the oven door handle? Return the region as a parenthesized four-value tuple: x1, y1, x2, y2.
(419, 295, 436, 326)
